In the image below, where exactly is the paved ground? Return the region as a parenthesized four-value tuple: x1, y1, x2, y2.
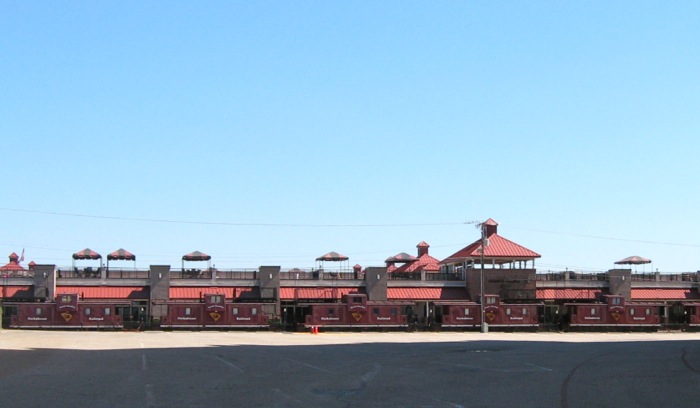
(1, 330, 700, 407)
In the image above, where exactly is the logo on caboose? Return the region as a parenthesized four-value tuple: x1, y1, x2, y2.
(209, 311, 222, 322)
(60, 312, 73, 322)
(351, 312, 363, 322)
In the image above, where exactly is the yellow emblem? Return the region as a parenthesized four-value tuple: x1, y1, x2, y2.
(351, 312, 363, 321)
(209, 311, 222, 322)
(60, 312, 73, 322)
(611, 312, 621, 321)
(485, 312, 496, 321)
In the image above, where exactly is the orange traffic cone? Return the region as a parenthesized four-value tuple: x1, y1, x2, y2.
(314, 326, 319, 334)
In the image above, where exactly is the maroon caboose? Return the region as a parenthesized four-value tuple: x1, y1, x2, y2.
(160, 293, 269, 329)
(481, 295, 541, 329)
(8, 294, 125, 329)
(434, 301, 482, 329)
(304, 294, 411, 329)
(684, 303, 700, 330)
(564, 295, 662, 330)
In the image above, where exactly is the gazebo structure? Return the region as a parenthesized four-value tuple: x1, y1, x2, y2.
(390, 242, 441, 276)
(441, 218, 541, 307)
(72, 248, 103, 274)
(315, 251, 349, 273)
(441, 219, 541, 270)
(182, 251, 211, 277)
(1, 252, 24, 275)
(107, 248, 136, 270)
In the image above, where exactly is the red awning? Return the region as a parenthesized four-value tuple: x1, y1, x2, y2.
(169, 287, 257, 299)
(631, 289, 698, 300)
(280, 287, 360, 300)
(1, 285, 33, 298)
(387, 287, 468, 300)
(536, 289, 601, 300)
(56, 286, 148, 299)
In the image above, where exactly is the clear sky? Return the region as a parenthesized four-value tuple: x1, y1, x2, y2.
(2, 2, 699, 273)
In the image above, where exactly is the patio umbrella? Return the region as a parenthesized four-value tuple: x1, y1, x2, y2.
(385, 252, 418, 264)
(315, 251, 349, 262)
(615, 256, 651, 265)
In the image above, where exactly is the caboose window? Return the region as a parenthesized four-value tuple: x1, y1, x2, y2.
(85, 308, 91, 316)
(612, 297, 621, 305)
(105, 308, 111, 316)
(233, 308, 239, 315)
(506, 308, 511, 315)
(35, 308, 42, 316)
(464, 308, 470, 315)
(252, 308, 257, 315)
(591, 308, 597, 315)
(185, 308, 191, 316)
(211, 295, 222, 303)
(630, 309, 635, 315)
(328, 308, 335, 316)
(522, 308, 528, 315)
(646, 308, 651, 316)
(391, 308, 397, 316)
(352, 297, 362, 303)
(373, 308, 380, 316)
(486, 297, 496, 305)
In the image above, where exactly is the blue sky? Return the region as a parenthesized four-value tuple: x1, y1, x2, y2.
(2, 2, 699, 273)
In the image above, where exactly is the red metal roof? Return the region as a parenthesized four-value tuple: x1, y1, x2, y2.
(57, 286, 148, 299)
(1, 285, 33, 298)
(536, 289, 602, 300)
(392, 254, 441, 273)
(280, 287, 361, 300)
(442, 234, 540, 264)
(631, 289, 699, 300)
(0, 260, 24, 271)
(387, 287, 468, 300)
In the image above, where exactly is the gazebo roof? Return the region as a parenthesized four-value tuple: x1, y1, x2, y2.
(73, 248, 102, 260)
(108, 248, 136, 261)
(441, 219, 540, 264)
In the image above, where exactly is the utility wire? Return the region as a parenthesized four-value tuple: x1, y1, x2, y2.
(0, 207, 461, 228)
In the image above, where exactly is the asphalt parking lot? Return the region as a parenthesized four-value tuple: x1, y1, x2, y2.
(2, 330, 700, 408)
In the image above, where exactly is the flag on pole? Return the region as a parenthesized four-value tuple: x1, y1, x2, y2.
(19, 249, 25, 263)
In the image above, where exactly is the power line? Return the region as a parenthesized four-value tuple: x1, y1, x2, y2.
(0, 207, 462, 228)
(511, 226, 700, 248)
